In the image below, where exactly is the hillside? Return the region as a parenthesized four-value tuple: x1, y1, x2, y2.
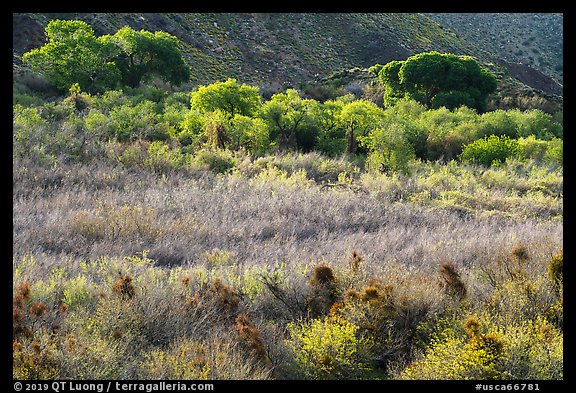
(13, 12, 563, 101)
(426, 13, 563, 90)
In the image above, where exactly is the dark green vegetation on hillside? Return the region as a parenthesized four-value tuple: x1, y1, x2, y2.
(13, 15, 562, 381)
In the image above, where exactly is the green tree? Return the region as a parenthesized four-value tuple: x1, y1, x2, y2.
(384, 98, 428, 159)
(22, 20, 121, 92)
(260, 89, 316, 151)
(378, 52, 497, 112)
(379, 60, 406, 108)
(362, 116, 415, 174)
(310, 99, 347, 156)
(22, 20, 189, 92)
(178, 109, 204, 147)
(418, 105, 479, 160)
(339, 100, 382, 155)
(200, 110, 229, 149)
(111, 27, 190, 88)
(190, 78, 261, 119)
(229, 114, 270, 154)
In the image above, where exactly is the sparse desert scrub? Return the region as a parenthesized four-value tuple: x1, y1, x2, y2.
(13, 144, 562, 379)
(13, 155, 562, 272)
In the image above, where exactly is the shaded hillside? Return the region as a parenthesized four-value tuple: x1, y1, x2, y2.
(13, 12, 563, 102)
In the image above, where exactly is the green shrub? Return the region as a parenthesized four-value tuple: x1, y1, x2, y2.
(417, 105, 477, 161)
(145, 141, 190, 174)
(91, 89, 129, 113)
(62, 295, 145, 379)
(286, 315, 374, 379)
(547, 251, 563, 288)
(543, 138, 563, 167)
(400, 316, 509, 380)
(501, 316, 563, 379)
(140, 335, 271, 380)
(517, 135, 548, 162)
(70, 202, 160, 242)
(61, 275, 95, 309)
(476, 110, 519, 139)
(459, 135, 520, 167)
(510, 109, 562, 139)
(191, 148, 236, 174)
(109, 100, 160, 142)
(13, 105, 47, 153)
(114, 140, 149, 169)
(140, 338, 212, 379)
(83, 108, 111, 139)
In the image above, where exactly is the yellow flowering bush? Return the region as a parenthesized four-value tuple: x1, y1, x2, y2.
(286, 315, 374, 379)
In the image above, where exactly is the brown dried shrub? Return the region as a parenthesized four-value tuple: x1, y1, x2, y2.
(308, 264, 338, 317)
(235, 313, 268, 364)
(349, 250, 365, 274)
(310, 264, 335, 286)
(13, 282, 33, 337)
(204, 278, 241, 314)
(439, 262, 467, 301)
(112, 274, 136, 300)
(29, 302, 47, 319)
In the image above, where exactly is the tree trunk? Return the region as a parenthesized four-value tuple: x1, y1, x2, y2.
(346, 128, 356, 155)
(279, 129, 297, 151)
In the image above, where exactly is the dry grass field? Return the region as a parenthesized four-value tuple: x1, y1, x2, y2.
(13, 150, 563, 380)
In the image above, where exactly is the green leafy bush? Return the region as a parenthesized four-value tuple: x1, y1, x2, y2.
(191, 148, 236, 174)
(459, 135, 520, 167)
(108, 100, 160, 142)
(145, 141, 190, 174)
(543, 138, 563, 167)
(510, 109, 562, 139)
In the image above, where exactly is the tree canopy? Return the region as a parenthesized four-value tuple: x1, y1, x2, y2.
(22, 20, 190, 92)
(378, 51, 497, 112)
(261, 89, 316, 151)
(110, 27, 190, 88)
(339, 99, 382, 154)
(190, 78, 261, 118)
(22, 20, 118, 92)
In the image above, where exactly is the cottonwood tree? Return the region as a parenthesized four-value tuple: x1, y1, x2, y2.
(110, 26, 190, 88)
(261, 89, 316, 151)
(339, 99, 383, 155)
(190, 78, 261, 118)
(190, 79, 262, 150)
(309, 99, 347, 156)
(23, 20, 120, 92)
(362, 118, 415, 174)
(23, 20, 190, 92)
(378, 51, 497, 112)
